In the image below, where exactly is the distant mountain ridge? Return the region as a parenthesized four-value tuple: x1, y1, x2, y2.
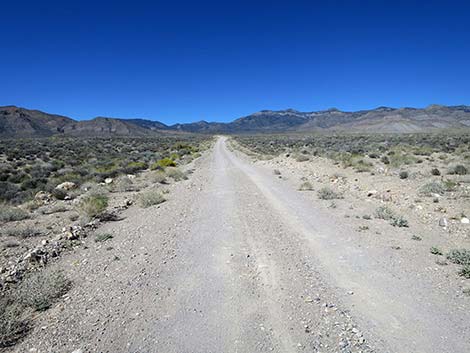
(1, 104, 470, 137)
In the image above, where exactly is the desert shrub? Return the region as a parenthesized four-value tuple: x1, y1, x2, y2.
(295, 154, 310, 162)
(446, 249, 470, 265)
(165, 168, 187, 181)
(1, 226, 41, 238)
(95, 233, 113, 242)
(374, 206, 395, 220)
(273, 169, 281, 175)
(390, 216, 409, 227)
(0, 299, 28, 348)
(0, 205, 30, 222)
(430, 168, 441, 176)
(317, 187, 342, 200)
(156, 158, 176, 168)
(0, 182, 20, 203)
(153, 171, 167, 184)
(15, 271, 71, 311)
(418, 181, 445, 196)
(123, 161, 148, 174)
(380, 155, 390, 164)
(430, 247, 443, 255)
(399, 171, 409, 179)
(443, 179, 458, 192)
(170, 153, 180, 160)
(78, 194, 108, 218)
(138, 190, 165, 208)
(458, 265, 470, 279)
(352, 159, 373, 172)
(299, 181, 314, 191)
(40, 204, 69, 215)
(113, 176, 134, 192)
(390, 152, 416, 168)
(51, 188, 68, 200)
(448, 164, 468, 175)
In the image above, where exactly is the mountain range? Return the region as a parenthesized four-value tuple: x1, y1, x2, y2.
(1, 104, 470, 137)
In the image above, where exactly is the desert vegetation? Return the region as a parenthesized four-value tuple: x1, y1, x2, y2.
(0, 135, 209, 346)
(234, 132, 470, 284)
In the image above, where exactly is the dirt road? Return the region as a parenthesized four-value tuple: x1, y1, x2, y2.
(13, 137, 469, 353)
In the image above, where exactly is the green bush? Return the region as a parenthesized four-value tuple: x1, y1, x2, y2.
(446, 249, 470, 265)
(448, 164, 467, 175)
(299, 181, 314, 191)
(430, 247, 443, 255)
(0, 299, 28, 348)
(153, 171, 167, 184)
(138, 190, 165, 208)
(295, 154, 310, 162)
(165, 168, 187, 181)
(458, 265, 470, 279)
(418, 181, 445, 196)
(0, 206, 30, 222)
(390, 216, 409, 228)
(399, 171, 409, 179)
(78, 194, 108, 218)
(156, 158, 176, 168)
(95, 233, 113, 242)
(430, 168, 441, 176)
(374, 206, 395, 220)
(15, 271, 71, 312)
(317, 187, 342, 200)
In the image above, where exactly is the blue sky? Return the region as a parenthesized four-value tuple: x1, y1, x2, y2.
(1, 0, 469, 124)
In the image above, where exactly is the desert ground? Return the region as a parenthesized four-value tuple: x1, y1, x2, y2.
(1, 135, 469, 353)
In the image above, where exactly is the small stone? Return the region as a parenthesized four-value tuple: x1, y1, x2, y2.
(104, 178, 114, 184)
(439, 218, 448, 228)
(461, 217, 469, 224)
(56, 181, 77, 191)
(65, 231, 77, 240)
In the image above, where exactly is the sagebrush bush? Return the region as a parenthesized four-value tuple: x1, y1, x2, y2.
(418, 181, 445, 196)
(399, 171, 409, 179)
(390, 216, 409, 228)
(317, 187, 342, 200)
(458, 265, 470, 279)
(113, 176, 134, 192)
(430, 168, 441, 176)
(153, 171, 167, 184)
(78, 194, 108, 218)
(15, 270, 71, 311)
(138, 190, 165, 208)
(446, 249, 470, 265)
(95, 233, 113, 242)
(0, 205, 30, 222)
(165, 168, 187, 181)
(448, 164, 467, 175)
(0, 300, 28, 348)
(0, 226, 41, 238)
(295, 154, 310, 162)
(298, 181, 314, 191)
(374, 206, 395, 220)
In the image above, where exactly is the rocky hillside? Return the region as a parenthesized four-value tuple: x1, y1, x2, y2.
(1, 104, 470, 137)
(0, 106, 74, 137)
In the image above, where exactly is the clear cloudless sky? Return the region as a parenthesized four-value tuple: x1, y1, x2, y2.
(1, 0, 469, 124)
